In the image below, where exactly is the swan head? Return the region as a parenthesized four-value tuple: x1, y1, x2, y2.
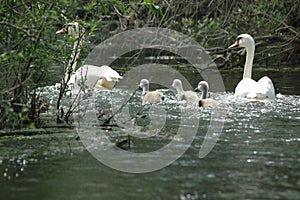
(196, 81, 209, 92)
(229, 34, 255, 49)
(56, 22, 82, 37)
(139, 79, 149, 89)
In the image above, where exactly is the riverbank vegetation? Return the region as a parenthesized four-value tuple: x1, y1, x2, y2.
(1, 0, 299, 129)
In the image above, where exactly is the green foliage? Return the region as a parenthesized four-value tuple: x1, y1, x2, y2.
(0, 0, 104, 129)
(140, 0, 163, 16)
(1, 1, 59, 128)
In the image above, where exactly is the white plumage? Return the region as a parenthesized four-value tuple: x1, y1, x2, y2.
(229, 34, 275, 100)
(68, 65, 122, 90)
(56, 22, 122, 90)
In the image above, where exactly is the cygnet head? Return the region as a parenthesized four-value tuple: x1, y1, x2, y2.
(172, 79, 184, 92)
(139, 79, 149, 89)
(197, 81, 209, 92)
(228, 34, 255, 49)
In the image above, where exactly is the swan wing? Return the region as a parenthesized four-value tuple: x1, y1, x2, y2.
(257, 76, 275, 100)
(143, 91, 163, 104)
(178, 91, 199, 102)
(199, 98, 217, 107)
(68, 65, 122, 89)
(235, 77, 275, 100)
(68, 65, 100, 86)
(234, 78, 259, 98)
(98, 65, 123, 81)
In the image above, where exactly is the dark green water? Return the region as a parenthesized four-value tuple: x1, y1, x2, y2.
(0, 70, 299, 199)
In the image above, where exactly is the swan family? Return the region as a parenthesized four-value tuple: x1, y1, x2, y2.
(56, 22, 276, 105)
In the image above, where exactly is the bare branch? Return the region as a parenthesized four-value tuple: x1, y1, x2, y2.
(254, 12, 300, 37)
(0, 21, 38, 38)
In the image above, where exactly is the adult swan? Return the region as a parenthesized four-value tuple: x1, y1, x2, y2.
(56, 22, 122, 90)
(229, 34, 275, 100)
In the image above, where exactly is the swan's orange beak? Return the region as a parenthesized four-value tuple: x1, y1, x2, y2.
(56, 27, 67, 34)
(228, 40, 239, 48)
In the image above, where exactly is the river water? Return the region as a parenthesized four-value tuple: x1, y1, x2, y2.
(0, 70, 299, 199)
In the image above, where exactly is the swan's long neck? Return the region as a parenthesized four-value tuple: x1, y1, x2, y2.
(243, 44, 255, 79)
(200, 89, 207, 99)
(176, 84, 184, 94)
(142, 85, 149, 96)
(64, 31, 84, 83)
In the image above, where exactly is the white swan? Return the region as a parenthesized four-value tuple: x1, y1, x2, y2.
(172, 79, 199, 103)
(229, 34, 275, 100)
(68, 65, 122, 90)
(139, 79, 164, 105)
(56, 22, 122, 90)
(195, 81, 217, 107)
